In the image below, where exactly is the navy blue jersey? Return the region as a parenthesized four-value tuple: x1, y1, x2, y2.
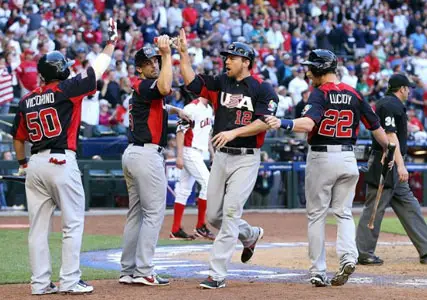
(11, 67, 97, 153)
(187, 74, 278, 148)
(371, 94, 407, 155)
(303, 82, 380, 145)
(127, 78, 168, 147)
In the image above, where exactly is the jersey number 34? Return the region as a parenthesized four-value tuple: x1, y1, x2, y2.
(318, 109, 353, 138)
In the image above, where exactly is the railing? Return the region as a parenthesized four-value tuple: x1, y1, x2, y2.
(1, 160, 426, 211)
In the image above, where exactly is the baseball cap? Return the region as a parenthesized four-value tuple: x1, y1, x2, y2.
(388, 73, 416, 89)
(265, 55, 275, 63)
(361, 62, 370, 69)
(347, 65, 355, 71)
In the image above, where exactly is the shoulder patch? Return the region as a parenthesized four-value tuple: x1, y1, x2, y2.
(267, 100, 277, 112)
(302, 104, 312, 116)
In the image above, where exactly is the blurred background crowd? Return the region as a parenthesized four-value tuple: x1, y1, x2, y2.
(0, 0, 426, 208)
(0, 0, 426, 146)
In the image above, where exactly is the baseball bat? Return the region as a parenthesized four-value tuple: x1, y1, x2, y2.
(0, 175, 26, 183)
(367, 143, 396, 230)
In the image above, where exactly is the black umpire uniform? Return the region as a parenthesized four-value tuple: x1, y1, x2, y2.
(356, 74, 427, 265)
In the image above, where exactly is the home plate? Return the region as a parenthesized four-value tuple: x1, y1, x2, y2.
(0, 224, 29, 229)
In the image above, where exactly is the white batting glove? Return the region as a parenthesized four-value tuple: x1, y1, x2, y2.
(107, 18, 118, 45)
(14, 165, 27, 176)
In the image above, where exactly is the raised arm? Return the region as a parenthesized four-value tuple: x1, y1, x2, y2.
(177, 28, 196, 85)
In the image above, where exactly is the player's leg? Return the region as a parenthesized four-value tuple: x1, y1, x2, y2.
(305, 150, 334, 286)
(120, 148, 143, 278)
(25, 157, 57, 294)
(131, 148, 167, 281)
(183, 148, 213, 239)
(206, 151, 227, 230)
(356, 185, 392, 263)
(329, 152, 360, 286)
(390, 181, 427, 260)
(171, 165, 196, 240)
(48, 154, 89, 293)
(208, 152, 260, 281)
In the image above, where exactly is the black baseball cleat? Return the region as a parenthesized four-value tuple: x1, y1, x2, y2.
(420, 254, 427, 264)
(241, 227, 264, 263)
(310, 274, 330, 287)
(194, 224, 216, 240)
(169, 228, 196, 241)
(199, 277, 226, 289)
(330, 262, 356, 286)
(357, 256, 384, 266)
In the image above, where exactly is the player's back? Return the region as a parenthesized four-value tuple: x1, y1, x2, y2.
(182, 99, 213, 151)
(307, 82, 378, 146)
(13, 67, 97, 153)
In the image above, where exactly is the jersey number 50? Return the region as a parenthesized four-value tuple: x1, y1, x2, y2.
(318, 109, 353, 138)
(26, 108, 62, 142)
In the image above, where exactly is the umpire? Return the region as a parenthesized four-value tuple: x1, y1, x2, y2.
(356, 73, 427, 265)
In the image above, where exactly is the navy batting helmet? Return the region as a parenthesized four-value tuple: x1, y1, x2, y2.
(37, 51, 74, 83)
(135, 45, 161, 67)
(301, 49, 337, 76)
(220, 42, 255, 68)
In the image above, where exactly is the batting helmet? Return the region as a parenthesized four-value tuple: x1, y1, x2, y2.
(135, 45, 161, 67)
(37, 51, 74, 83)
(301, 49, 337, 76)
(220, 42, 255, 68)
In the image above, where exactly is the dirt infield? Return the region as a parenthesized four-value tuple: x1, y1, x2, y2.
(1, 212, 426, 300)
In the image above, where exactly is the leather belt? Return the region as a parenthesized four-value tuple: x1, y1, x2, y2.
(311, 145, 353, 152)
(218, 147, 255, 155)
(32, 148, 66, 155)
(133, 143, 163, 153)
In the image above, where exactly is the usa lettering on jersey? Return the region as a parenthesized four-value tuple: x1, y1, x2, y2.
(220, 92, 254, 111)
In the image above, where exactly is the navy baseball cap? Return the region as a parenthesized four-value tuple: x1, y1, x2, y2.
(388, 73, 416, 89)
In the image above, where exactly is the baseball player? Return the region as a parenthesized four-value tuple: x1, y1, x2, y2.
(264, 49, 390, 287)
(356, 74, 427, 265)
(119, 38, 190, 286)
(176, 29, 278, 289)
(170, 97, 216, 241)
(11, 19, 119, 295)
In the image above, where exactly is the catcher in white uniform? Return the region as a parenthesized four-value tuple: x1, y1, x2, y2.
(170, 97, 216, 240)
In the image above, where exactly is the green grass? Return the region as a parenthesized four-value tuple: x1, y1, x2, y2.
(0, 230, 207, 284)
(326, 216, 427, 235)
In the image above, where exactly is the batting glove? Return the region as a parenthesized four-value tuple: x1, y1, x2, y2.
(107, 18, 118, 45)
(14, 164, 27, 176)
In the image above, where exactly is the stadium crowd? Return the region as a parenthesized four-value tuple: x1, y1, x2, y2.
(0, 0, 426, 140)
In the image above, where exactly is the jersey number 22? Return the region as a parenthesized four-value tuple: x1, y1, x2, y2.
(318, 109, 353, 138)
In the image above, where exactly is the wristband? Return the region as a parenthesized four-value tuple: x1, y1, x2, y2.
(280, 119, 294, 131)
(165, 104, 172, 113)
(18, 158, 27, 166)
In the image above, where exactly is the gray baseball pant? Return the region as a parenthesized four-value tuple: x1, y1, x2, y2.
(206, 150, 261, 281)
(305, 146, 359, 277)
(120, 144, 167, 277)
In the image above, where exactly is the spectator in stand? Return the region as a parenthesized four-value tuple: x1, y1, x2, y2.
(261, 55, 278, 87)
(81, 91, 100, 137)
(408, 108, 427, 143)
(182, 0, 198, 28)
(8, 15, 28, 41)
(228, 11, 242, 42)
(0, 52, 13, 114)
(15, 49, 38, 97)
(341, 65, 358, 89)
(167, 0, 183, 34)
(294, 89, 310, 119)
(266, 22, 284, 51)
(188, 38, 204, 67)
(70, 31, 90, 58)
(276, 85, 293, 118)
(288, 66, 308, 106)
(100, 69, 121, 108)
(197, 8, 213, 37)
(410, 26, 427, 52)
(98, 99, 112, 127)
(86, 43, 102, 66)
